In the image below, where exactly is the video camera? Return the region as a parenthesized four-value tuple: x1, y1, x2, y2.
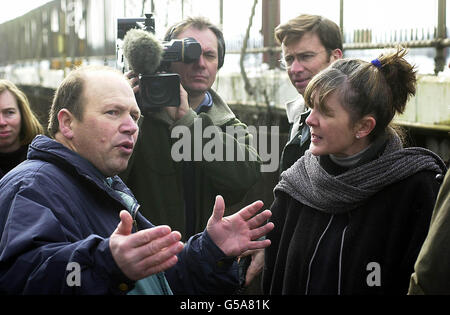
(117, 13, 201, 111)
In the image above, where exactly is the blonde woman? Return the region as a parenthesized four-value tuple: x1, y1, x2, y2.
(0, 80, 44, 178)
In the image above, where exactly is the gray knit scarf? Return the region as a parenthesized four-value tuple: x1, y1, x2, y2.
(275, 132, 447, 214)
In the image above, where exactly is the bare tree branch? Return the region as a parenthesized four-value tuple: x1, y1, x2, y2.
(240, 0, 258, 96)
(141, 0, 148, 16)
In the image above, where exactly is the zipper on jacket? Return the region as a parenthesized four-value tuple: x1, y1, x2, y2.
(131, 204, 140, 232)
(337, 225, 348, 295)
(157, 272, 170, 295)
(305, 215, 334, 295)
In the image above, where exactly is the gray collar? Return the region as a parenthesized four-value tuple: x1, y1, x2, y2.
(329, 144, 373, 168)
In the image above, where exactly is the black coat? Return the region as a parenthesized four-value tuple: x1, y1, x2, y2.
(279, 111, 311, 174)
(0, 145, 27, 179)
(263, 170, 442, 295)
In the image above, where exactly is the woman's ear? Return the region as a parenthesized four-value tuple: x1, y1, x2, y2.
(57, 109, 75, 140)
(355, 115, 376, 139)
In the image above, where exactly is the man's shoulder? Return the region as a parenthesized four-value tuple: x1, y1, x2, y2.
(0, 159, 69, 212)
(0, 159, 69, 190)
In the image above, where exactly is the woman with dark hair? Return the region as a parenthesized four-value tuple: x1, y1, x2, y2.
(263, 48, 447, 295)
(0, 80, 44, 179)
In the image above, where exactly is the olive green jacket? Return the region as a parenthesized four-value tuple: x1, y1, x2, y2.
(408, 170, 450, 294)
(121, 89, 261, 240)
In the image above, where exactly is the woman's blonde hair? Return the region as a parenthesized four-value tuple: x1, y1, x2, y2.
(0, 80, 44, 145)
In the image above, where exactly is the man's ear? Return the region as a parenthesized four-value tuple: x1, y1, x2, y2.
(330, 48, 343, 62)
(356, 115, 376, 139)
(57, 109, 75, 140)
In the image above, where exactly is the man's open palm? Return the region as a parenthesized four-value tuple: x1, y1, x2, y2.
(206, 195, 274, 257)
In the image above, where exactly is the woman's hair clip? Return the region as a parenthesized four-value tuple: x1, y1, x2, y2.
(371, 58, 382, 69)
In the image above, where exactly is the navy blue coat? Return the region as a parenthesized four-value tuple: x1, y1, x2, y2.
(0, 135, 239, 294)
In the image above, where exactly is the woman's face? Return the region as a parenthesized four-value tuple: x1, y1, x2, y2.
(306, 91, 368, 157)
(0, 90, 22, 153)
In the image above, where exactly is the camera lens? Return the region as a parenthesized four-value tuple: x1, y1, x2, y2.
(139, 74, 181, 109)
(145, 81, 171, 106)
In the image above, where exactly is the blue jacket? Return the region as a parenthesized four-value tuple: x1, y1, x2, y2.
(0, 135, 239, 294)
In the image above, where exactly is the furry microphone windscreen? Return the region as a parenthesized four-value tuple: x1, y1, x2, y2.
(123, 28, 164, 75)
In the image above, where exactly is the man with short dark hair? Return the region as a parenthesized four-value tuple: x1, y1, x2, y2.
(0, 65, 273, 295)
(275, 14, 343, 172)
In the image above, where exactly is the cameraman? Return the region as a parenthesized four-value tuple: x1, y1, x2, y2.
(121, 16, 262, 288)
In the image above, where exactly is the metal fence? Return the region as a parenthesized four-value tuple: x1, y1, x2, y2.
(226, 0, 449, 75)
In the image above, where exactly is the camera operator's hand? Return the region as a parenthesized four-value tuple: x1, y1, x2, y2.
(165, 84, 190, 121)
(125, 70, 140, 94)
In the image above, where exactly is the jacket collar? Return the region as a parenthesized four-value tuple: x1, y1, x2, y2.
(207, 88, 236, 125)
(28, 135, 105, 181)
(285, 96, 306, 124)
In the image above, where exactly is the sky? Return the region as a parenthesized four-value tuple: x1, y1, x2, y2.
(0, 0, 52, 24)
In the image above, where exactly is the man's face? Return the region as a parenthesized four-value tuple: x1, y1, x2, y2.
(169, 27, 219, 97)
(70, 71, 140, 177)
(282, 32, 339, 95)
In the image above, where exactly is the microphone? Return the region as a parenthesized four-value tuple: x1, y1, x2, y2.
(122, 28, 164, 75)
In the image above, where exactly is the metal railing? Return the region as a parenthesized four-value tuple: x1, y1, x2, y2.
(227, 0, 448, 75)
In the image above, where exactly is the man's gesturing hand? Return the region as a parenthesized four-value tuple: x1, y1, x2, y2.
(109, 210, 184, 281)
(207, 196, 274, 257)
